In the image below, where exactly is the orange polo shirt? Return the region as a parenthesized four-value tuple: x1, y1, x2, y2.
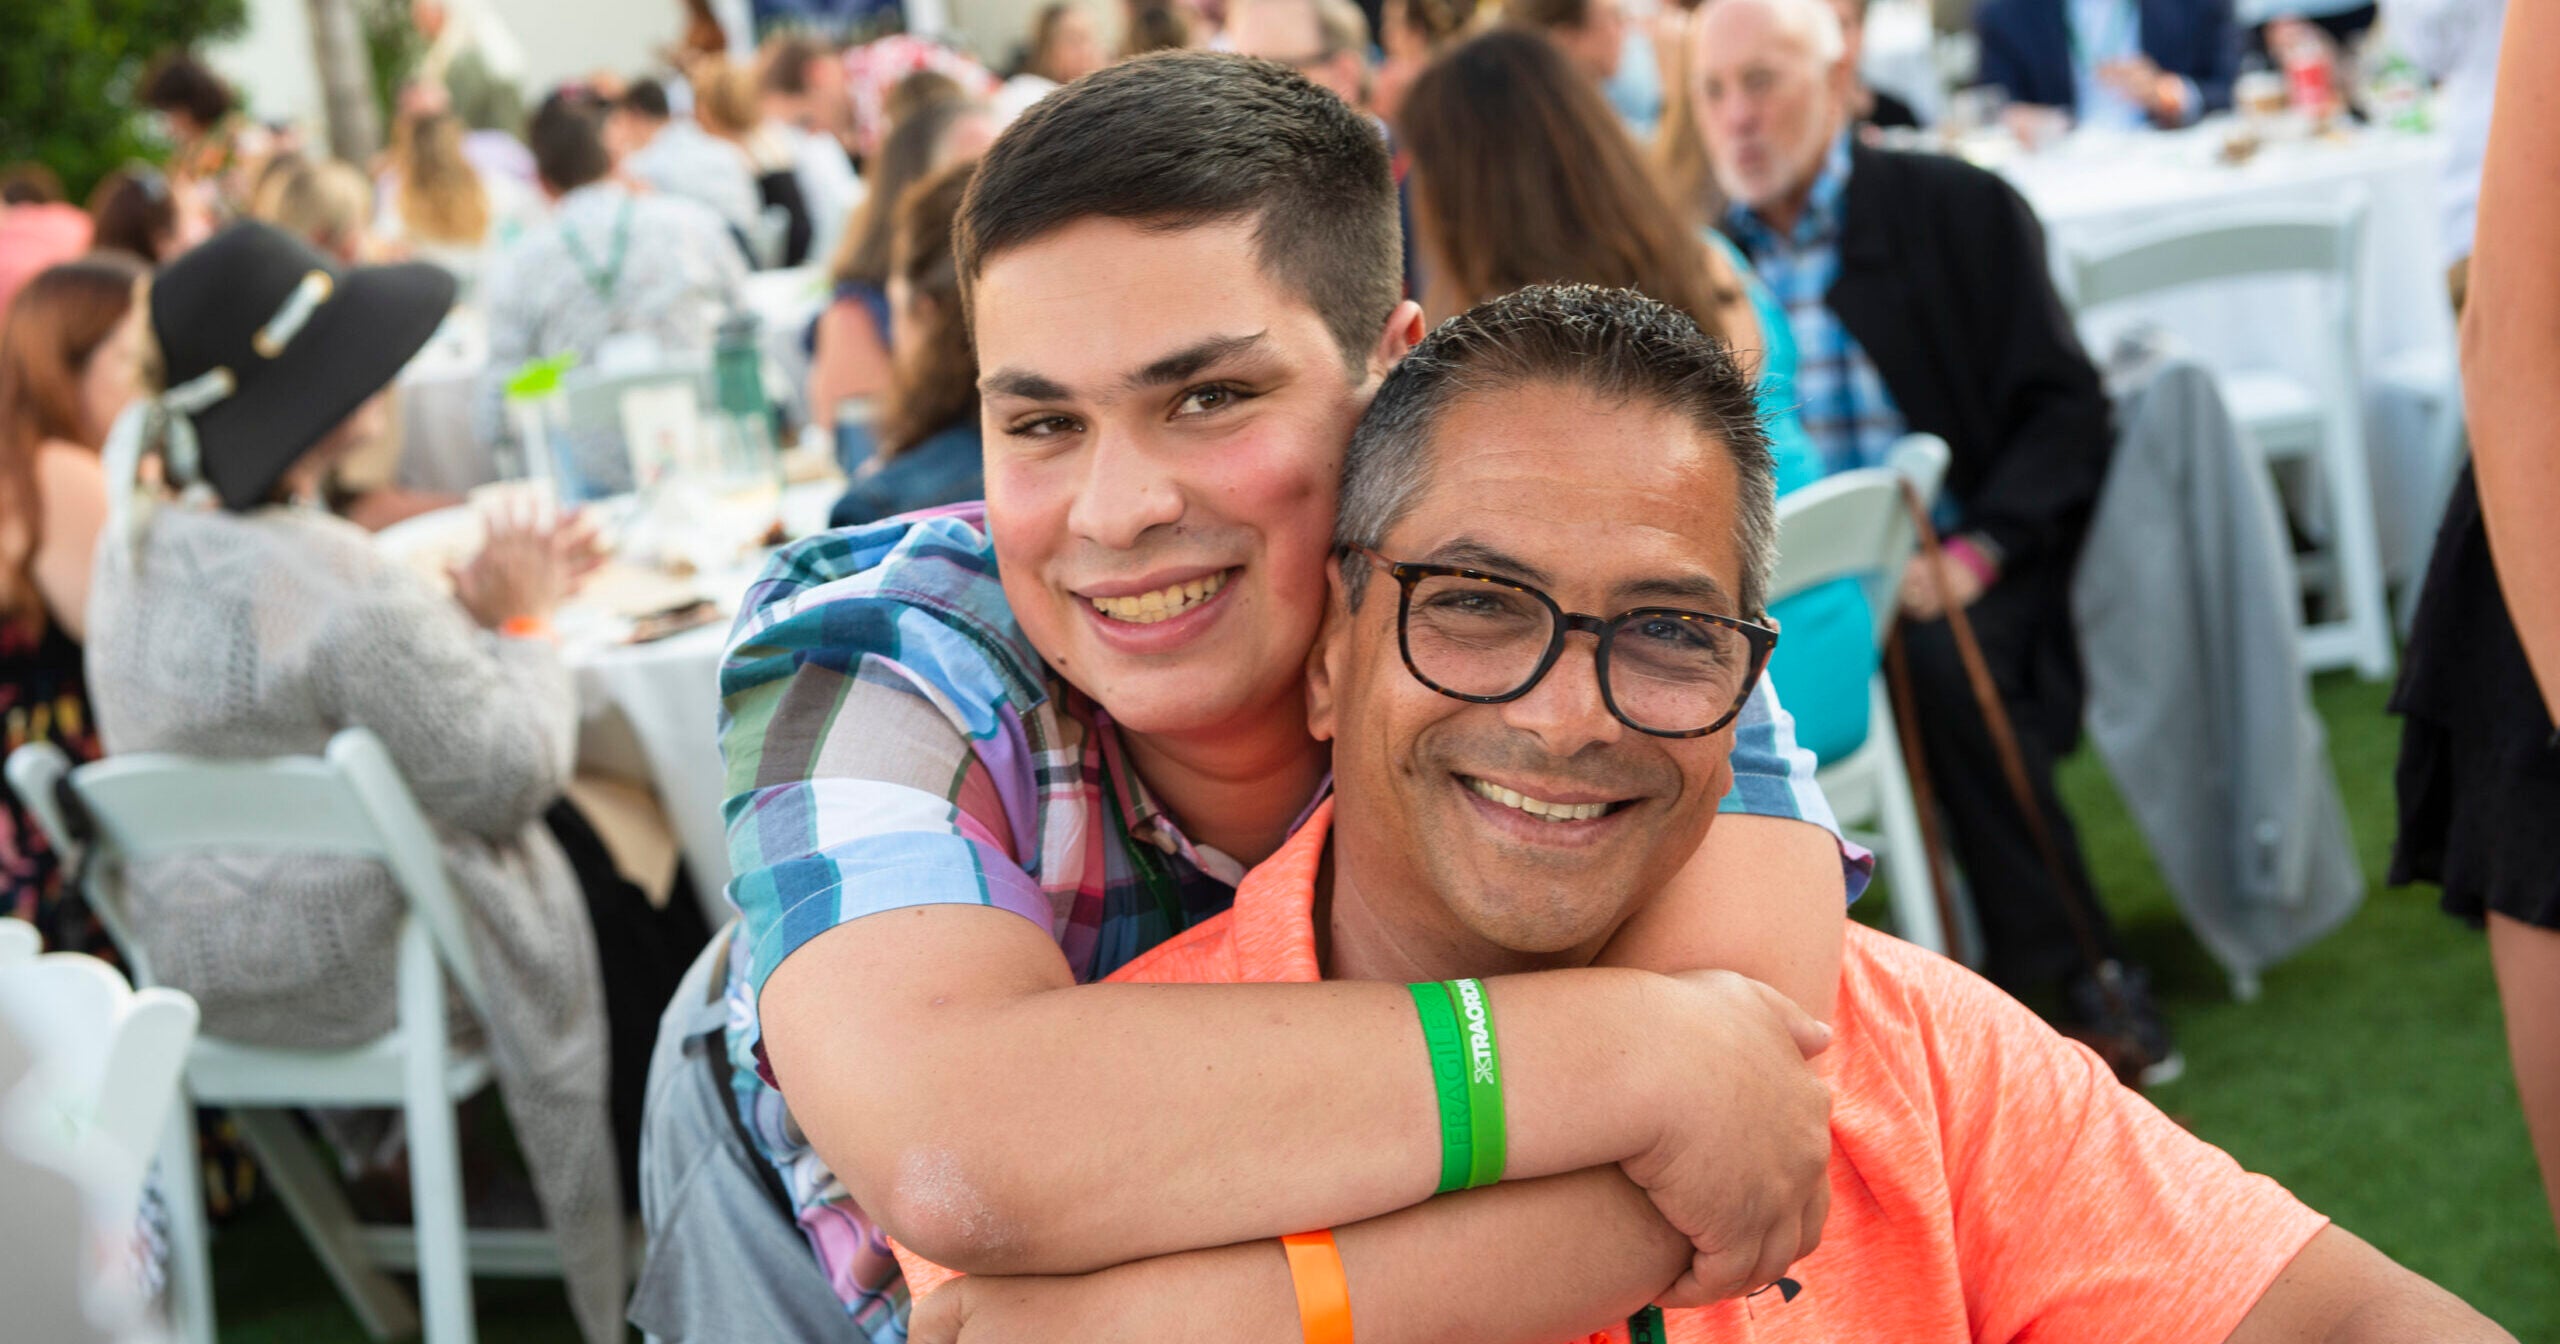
(896, 801, 2329, 1340)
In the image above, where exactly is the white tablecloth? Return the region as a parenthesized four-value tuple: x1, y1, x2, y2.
(397, 313, 497, 494)
(1996, 124, 2461, 575)
(377, 481, 842, 922)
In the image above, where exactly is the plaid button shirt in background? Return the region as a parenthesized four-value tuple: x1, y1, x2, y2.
(715, 503, 1864, 1338)
(1725, 131, 1909, 480)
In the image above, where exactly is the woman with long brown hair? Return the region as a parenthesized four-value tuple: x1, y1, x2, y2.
(827, 161, 986, 527)
(807, 83, 994, 462)
(1401, 27, 1877, 764)
(1401, 27, 1751, 340)
(0, 253, 147, 950)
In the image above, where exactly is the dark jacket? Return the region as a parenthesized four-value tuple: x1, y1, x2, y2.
(1821, 142, 2113, 575)
(1975, 0, 2242, 122)
(828, 419, 986, 530)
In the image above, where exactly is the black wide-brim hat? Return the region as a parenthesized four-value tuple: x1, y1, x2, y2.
(150, 221, 457, 510)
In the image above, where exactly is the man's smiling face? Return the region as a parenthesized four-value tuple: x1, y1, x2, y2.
(972, 215, 1409, 741)
(1311, 377, 1756, 964)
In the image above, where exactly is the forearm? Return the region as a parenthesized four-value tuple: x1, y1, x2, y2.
(1340, 1168, 1687, 1343)
(923, 1168, 1686, 1344)
(1599, 812, 1844, 1019)
(763, 911, 1676, 1276)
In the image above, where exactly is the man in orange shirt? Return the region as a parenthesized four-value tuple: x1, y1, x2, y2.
(900, 285, 2511, 1343)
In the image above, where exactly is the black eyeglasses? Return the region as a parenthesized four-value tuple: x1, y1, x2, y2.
(1343, 546, 1778, 739)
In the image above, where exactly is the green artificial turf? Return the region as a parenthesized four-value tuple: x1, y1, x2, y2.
(2058, 674, 2558, 1339)
(207, 675, 2556, 1342)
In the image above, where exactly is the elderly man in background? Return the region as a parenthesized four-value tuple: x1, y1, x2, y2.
(1230, 0, 1377, 109)
(1690, 0, 2168, 1073)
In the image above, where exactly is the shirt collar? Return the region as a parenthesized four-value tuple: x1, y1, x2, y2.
(1082, 691, 1333, 890)
(1728, 128, 1857, 253)
(1225, 799, 1333, 983)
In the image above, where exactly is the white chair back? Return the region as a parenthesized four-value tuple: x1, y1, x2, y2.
(1768, 434, 1952, 642)
(5, 729, 489, 1018)
(2066, 195, 2368, 313)
(0, 951, 198, 1231)
(0, 917, 34, 965)
(1770, 434, 1954, 956)
(2066, 191, 2395, 680)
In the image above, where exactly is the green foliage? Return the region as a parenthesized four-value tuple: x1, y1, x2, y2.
(359, 0, 424, 136)
(0, 0, 249, 202)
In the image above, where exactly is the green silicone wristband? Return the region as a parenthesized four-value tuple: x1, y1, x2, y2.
(1408, 981, 1474, 1194)
(1444, 978, 1507, 1188)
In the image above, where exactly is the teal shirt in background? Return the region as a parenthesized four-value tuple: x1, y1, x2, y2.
(1711, 231, 1880, 767)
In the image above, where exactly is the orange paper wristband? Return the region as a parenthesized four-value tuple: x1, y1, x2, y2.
(1279, 1230, 1354, 1344)
(498, 615, 556, 641)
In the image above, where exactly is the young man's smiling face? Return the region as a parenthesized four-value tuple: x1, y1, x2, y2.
(973, 214, 1418, 740)
(1310, 378, 1756, 966)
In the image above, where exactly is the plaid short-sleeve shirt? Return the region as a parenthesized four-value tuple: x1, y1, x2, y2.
(1725, 132, 1907, 481)
(716, 503, 1867, 1336)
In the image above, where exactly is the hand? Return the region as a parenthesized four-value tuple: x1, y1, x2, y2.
(2097, 56, 2189, 124)
(1898, 550, 1988, 623)
(449, 505, 584, 630)
(1619, 969, 1835, 1308)
(909, 1245, 1299, 1344)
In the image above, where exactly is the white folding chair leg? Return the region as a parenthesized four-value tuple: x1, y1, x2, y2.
(156, 1099, 216, 1344)
(2319, 426, 2396, 681)
(400, 920, 477, 1344)
(1863, 681, 1948, 956)
(230, 1107, 420, 1342)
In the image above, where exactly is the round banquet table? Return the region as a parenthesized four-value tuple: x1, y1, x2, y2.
(1992, 122, 2460, 578)
(375, 480, 843, 923)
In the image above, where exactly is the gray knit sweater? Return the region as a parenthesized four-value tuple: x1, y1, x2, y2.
(85, 501, 624, 1344)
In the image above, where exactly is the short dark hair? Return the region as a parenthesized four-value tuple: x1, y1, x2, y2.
(529, 92, 612, 193)
(1123, 0, 1195, 54)
(0, 163, 64, 206)
(618, 78, 672, 122)
(760, 34, 829, 97)
(1507, 0, 1592, 27)
(956, 52, 1401, 369)
(140, 53, 235, 128)
(1338, 284, 1778, 615)
(85, 167, 179, 265)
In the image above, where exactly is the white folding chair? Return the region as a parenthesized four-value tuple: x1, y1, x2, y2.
(7, 729, 541, 1344)
(0, 950, 199, 1242)
(2067, 195, 2395, 680)
(1772, 434, 1952, 954)
(0, 916, 35, 965)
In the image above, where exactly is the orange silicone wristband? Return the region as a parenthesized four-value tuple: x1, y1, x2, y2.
(1280, 1230, 1354, 1344)
(498, 614, 555, 641)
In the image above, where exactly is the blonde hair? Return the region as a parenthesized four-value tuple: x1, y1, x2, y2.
(693, 59, 764, 139)
(393, 111, 493, 246)
(1652, 13, 1721, 228)
(251, 158, 374, 259)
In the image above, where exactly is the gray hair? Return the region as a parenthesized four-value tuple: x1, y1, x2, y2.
(1336, 283, 1779, 616)
(1699, 0, 1848, 67)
